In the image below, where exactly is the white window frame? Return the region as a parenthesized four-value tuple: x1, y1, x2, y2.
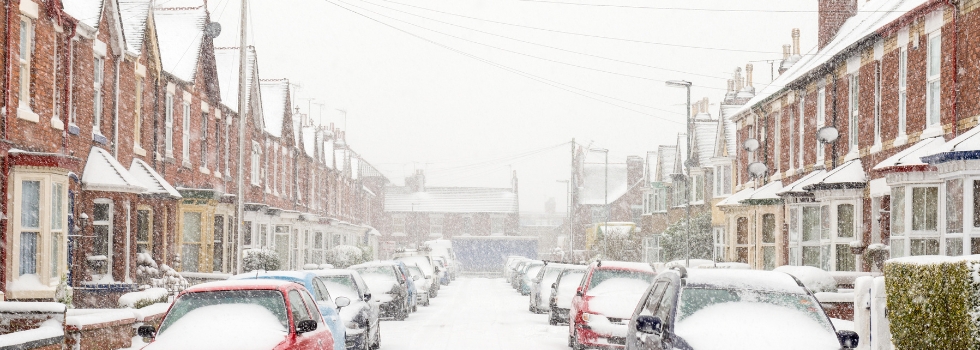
(760, 213, 777, 270)
(10, 171, 68, 298)
(91, 199, 114, 280)
(134, 76, 144, 150)
(165, 93, 174, 157)
(849, 74, 859, 152)
(898, 48, 908, 140)
(93, 55, 105, 134)
(926, 33, 942, 129)
(18, 16, 32, 111)
(873, 62, 882, 148)
(816, 87, 826, 163)
(182, 102, 191, 165)
(798, 93, 805, 169)
(644, 236, 662, 263)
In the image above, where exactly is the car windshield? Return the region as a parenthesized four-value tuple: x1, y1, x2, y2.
(525, 265, 543, 280)
(355, 266, 396, 280)
(558, 271, 585, 290)
(677, 287, 833, 330)
(158, 290, 288, 335)
(408, 266, 424, 278)
(320, 276, 360, 300)
(397, 256, 434, 275)
(587, 269, 655, 289)
(540, 267, 562, 281)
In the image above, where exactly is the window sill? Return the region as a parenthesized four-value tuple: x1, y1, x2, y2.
(893, 135, 908, 147)
(182, 161, 192, 169)
(92, 132, 108, 145)
(870, 143, 882, 154)
(844, 149, 859, 161)
(16, 106, 39, 123)
(164, 156, 175, 164)
(199, 167, 210, 175)
(921, 126, 943, 139)
(213, 171, 222, 178)
(68, 123, 80, 135)
(134, 144, 147, 157)
(50, 116, 64, 130)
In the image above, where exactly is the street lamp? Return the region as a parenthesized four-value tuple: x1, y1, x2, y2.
(557, 180, 572, 261)
(666, 79, 692, 268)
(590, 148, 609, 258)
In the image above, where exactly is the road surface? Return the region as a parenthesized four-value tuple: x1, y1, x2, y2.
(381, 277, 568, 350)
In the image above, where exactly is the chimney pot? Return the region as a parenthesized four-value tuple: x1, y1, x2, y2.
(728, 79, 734, 92)
(746, 64, 754, 88)
(782, 44, 791, 59)
(792, 28, 801, 55)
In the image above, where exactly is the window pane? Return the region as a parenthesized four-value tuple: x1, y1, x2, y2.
(137, 210, 150, 244)
(837, 204, 854, 238)
(929, 81, 940, 124)
(21, 180, 40, 229)
(182, 212, 202, 272)
(181, 244, 200, 273)
(836, 244, 854, 271)
(51, 183, 64, 230)
(912, 187, 938, 231)
(789, 247, 799, 266)
(94, 202, 110, 222)
(946, 238, 963, 256)
(51, 232, 61, 279)
(820, 206, 831, 240)
(892, 187, 905, 234)
(910, 239, 940, 256)
(974, 181, 980, 228)
(972, 237, 980, 255)
(803, 207, 820, 241)
(802, 247, 820, 268)
(820, 245, 831, 271)
(20, 232, 37, 275)
(183, 213, 202, 243)
(928, 35, 941, 75)
(213, 216, 224, 272)
(762, 214, 776, 243)
(762, 246, 776, 270)
(736, 217, 748, 245)
(789, 208, 800, 243)
(890, 238, 906, 258)
(947, 179, 963, 233)
(735, 247, 748, 264)
(260, 225, 268, 247)
(243, 222, 253, 246)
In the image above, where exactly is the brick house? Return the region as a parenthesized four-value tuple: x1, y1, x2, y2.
(724, 0, 980, 272)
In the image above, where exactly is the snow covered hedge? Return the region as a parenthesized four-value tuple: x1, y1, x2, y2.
(883, 255, 980, 350)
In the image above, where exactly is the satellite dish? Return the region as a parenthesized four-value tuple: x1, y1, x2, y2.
(742, 138, 760, 152)
(205, 22, 222, 38)
(816, 126, 839, 144)
(747, 162, 768, 178)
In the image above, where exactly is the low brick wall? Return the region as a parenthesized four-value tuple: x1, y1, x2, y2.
(0, 303, 66, 335)
(65, 310, 136, 350)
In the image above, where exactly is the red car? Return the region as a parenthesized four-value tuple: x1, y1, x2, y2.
(569, 261, 657, 349)
(138, 279, 335, 350)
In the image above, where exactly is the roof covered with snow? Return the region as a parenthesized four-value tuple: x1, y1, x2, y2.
(63, 0, 104, 29)
(873, 136, 944, 170)
(731, 0, 933, 119)
(715, 107, 739, 158)
(778, 169, 827, 196)
(717, 185, 755, 207)
(741, 181, 783, 204)
(82, 148, 147, 193)
(154, 4, 207, 83)
(214, 47, 258, 114)
(118, 0, 153, 55)
(385, 187, 518, 213)
(694, 121, 719, 164)
(803, 159, 868, 191)
(579, 162, 628, 205)
(657, 145, 677, 183)
(259, 80, 289, 138)
(922, 125, 980, 163)
(129, 159, 182, 198)
(302, 127, 316, 158)
(674, 133, 688, 174)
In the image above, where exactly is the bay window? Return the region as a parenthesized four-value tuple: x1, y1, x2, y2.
(802, 206, 821, 268)
(181, 211, 203, 272)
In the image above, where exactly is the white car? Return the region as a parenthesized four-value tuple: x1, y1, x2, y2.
(406, 264, 431, 306)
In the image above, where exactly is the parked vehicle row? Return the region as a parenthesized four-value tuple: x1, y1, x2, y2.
(506, 259, 863, 350)
(137, 254, 455, 350)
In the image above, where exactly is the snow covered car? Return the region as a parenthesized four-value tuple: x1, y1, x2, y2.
(509, 260, 531, 288)
(569, 261, 657, 349)
(432, 257, 451, 286)
(504, 256, 527, 281)
(517, 260, 544, 295)
(394, 254, 440, 298)
(391, 261, 419, 312)
(350, 262, 411, 320)
(315, 269, 381, 350)
(425, 239, 458, 280)
(549, 265, 587, 325)
(529, 263, 574, 313)
(230, 271, 348, 350)
(405, 264, 432, 306)
(138, 280, 335, 350)
(625, 268, 860, 350)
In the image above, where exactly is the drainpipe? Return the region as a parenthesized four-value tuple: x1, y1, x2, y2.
(947, 0, 960, 137)
(112, 55, 121, 157)
(3, 1, 13, 139)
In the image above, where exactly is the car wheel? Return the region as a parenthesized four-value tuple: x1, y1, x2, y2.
(549, 311, 558, 326)
(370, 324, 381, 350)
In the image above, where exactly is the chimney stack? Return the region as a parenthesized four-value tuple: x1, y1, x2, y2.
(792, 28, 801, 56)
(735, 67, 744, 91)
(728, 79, 734, 92)
(818, 0, 857, 49)
(782, 45, 791, 60)
(746, 64, 753, 88)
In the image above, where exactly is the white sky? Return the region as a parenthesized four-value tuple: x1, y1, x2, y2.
(206, 0, 818, 213)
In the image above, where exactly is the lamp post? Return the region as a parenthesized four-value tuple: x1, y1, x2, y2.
(666, 80, 692, 268)
(558, 180, 571, 261)
(590, 148, 609, 258)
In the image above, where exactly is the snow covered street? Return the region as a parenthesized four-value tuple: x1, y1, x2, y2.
(380, 277, 568, 350)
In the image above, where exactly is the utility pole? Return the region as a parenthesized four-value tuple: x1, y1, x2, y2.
(569, 139, 576, 259)
(235, 0, 248, 274)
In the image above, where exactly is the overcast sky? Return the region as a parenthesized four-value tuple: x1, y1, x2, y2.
(205, 0, 818, 213)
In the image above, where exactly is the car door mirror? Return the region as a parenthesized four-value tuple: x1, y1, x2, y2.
(296, 319, 318, 334)
(425, 275, 431, 279)
(413, 275, 420, 281)
(336, 296, 351, 308)
(551, 283, 557, 289)
(137, 325, 156, 339)
(363, 293, 372, 301)
(635, 315, 663, 335)
(575, 287, 584, 297)
(837, 330, 859, 349)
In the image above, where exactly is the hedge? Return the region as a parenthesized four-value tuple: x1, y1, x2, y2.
(883, 256, 980, 350)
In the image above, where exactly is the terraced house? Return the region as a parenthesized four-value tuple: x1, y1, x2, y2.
(723, 0, 980, 272)
(0, 0, 385, 306)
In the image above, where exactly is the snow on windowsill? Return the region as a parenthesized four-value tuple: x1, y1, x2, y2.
(0, 319, 63, 347)
(893, 135, 908, 147)
(16, 106, 39, 123)
(50, 116, 64, 130)
(8, 274, 55, 292)
(870, 142, 882, 154)
(921, 125, 943, 139)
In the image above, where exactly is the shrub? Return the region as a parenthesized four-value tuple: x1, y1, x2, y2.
(326, 245, 365, 268)
(883, 256, 980, 350)
(659, 212, 712, 262)
(244, 249, 281, 271)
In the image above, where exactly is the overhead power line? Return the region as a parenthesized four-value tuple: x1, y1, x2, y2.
(323, 0, 688, 123)
(515, 0, 911, 13)
(371, 0, 783, 54)
(355, 0, 731, 82)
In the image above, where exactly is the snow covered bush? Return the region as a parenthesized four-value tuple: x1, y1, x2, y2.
(884, 256, 980, 350)
(135, 252, 188, 295)
(659, 213, 712, 262)
(54, 274, 72, 308)
(119, 287, 169, 309)
(136, 252, 160, 289)
(244, 249, 281, 271)
(156, 263, 189, 294)
(325, 245, 365, 268)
